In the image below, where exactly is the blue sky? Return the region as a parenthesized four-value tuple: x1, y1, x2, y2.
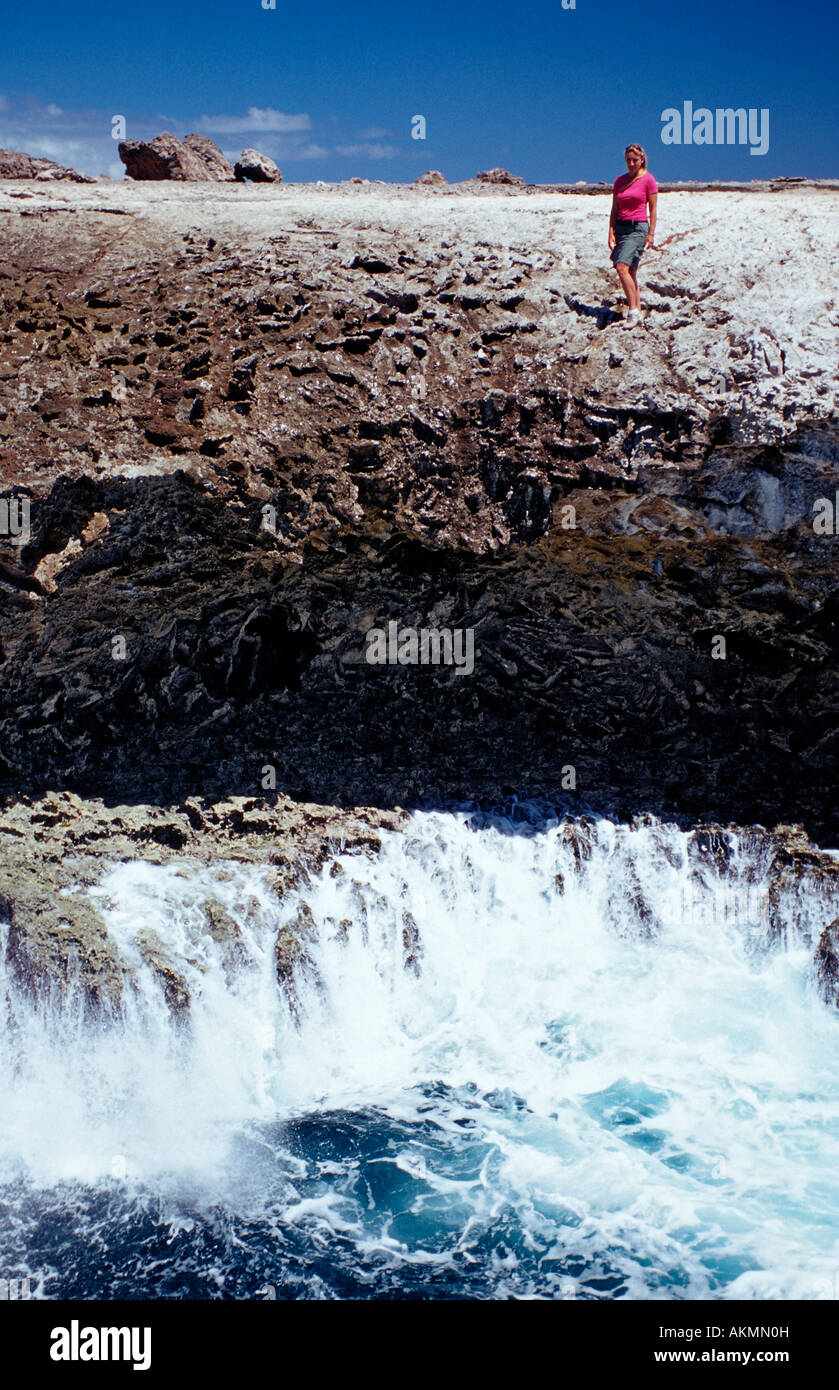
(1, 0, 836, 181)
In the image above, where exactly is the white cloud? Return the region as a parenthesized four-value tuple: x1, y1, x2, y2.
(0, 99, 113, 173)
(197, 106, 311, 134)
(0, 96, 401, 176)
(335, 142, 400, 160)
(295, 142, 330, 160)
(12, 134, 112, 173)
(358, 126, 391, 139)
(219, 139, 331, 164)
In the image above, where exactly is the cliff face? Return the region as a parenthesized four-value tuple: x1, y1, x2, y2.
(0, 182, 837, 836)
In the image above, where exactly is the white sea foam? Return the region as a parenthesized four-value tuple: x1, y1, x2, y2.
(1, 810, 838, 1298)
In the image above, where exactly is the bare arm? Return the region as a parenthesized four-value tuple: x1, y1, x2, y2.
(646, 191, 658, 247)
(609, 192, 618, 247)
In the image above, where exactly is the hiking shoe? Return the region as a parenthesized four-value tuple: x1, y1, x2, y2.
(625, 309, 642, 326)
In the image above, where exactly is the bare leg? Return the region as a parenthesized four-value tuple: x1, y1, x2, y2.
(615, 261, 640, 311)
(630, 263, 641, 308)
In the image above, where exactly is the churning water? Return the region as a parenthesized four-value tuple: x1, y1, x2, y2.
(2, 808, 839, 1300)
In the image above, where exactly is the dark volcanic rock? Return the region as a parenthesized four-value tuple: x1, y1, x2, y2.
(0, 184, 837, 840)
(234, 149, 282, 183)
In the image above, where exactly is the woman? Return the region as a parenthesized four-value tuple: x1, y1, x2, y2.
(609, 144, 657, 326)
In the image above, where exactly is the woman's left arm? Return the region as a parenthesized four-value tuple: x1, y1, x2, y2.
(646, 191, 658, 247)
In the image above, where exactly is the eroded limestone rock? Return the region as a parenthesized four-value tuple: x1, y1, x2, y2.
(234, 149, 282, 183)
(0, 147, 96, 182)
(475, 167, 525, 186)
(119, 132, 232, 181)
(0, 185, 836, 832)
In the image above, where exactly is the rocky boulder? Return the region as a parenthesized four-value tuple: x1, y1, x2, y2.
(119, 131, 232, 181)
(0, 147, 95, 182)
(2, 873, 125, 1014)
(31, 157, 97, 184)
(414, 169, 447, 186)
(0, 148, 38, 178)
(182, 134, 235, 181)
(475, 167, 525, 186)
(234, 148, 282, 183)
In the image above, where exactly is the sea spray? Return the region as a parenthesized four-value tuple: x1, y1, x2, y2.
(1, 811, 838, 1299)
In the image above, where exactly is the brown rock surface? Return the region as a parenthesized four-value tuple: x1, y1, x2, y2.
(234, 148, 282, 183)
(0, 790, 406, 1011)
(475, 167, 525, 186)
(3, 791, 837, 1016)
(0, 147, 96, 182)
(119, 131, 232, 181)
(183, 133, 236, 181)
(0, 148, 37, 178)
(0, 180, 836, 842)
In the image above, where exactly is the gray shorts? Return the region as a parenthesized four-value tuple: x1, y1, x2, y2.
(611, 219, 649, 269)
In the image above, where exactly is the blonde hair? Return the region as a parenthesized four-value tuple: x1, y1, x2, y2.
(624, 143, 647, 169)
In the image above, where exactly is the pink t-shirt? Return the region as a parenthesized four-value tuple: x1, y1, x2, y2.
(613, 170, 657, 220)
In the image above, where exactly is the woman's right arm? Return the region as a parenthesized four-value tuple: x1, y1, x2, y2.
(608, 193, 617, 247)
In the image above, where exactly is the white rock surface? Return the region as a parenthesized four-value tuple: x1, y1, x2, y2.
(1, 180, 835, 439)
